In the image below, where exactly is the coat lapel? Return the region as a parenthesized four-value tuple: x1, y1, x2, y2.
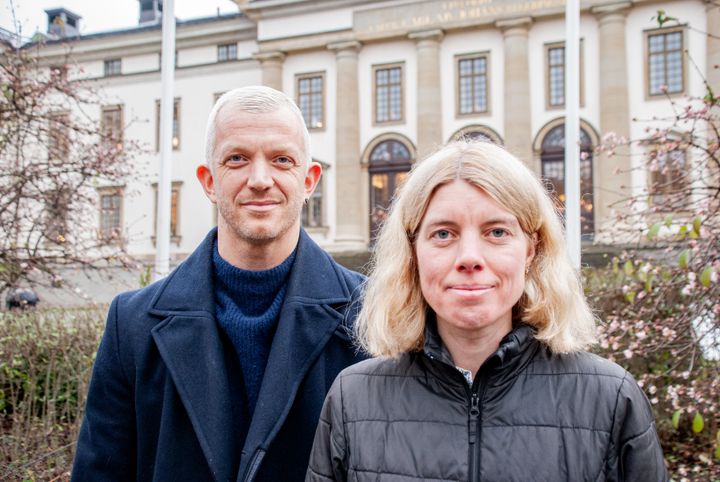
(238, 230, 355, 477)
(148, 229, 236, 482)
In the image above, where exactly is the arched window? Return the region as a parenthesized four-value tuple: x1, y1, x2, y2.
(368, 139, 413, 240)
(541, 125, 594, 238)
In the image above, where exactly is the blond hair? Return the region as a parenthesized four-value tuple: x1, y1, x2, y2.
(204, 85, 311, 167)
(356, 141, 597, 357)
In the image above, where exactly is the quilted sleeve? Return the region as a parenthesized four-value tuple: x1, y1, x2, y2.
(607, 371, 669, 482)
(71, 296, 137, 481)
(306, 374, 348, 482)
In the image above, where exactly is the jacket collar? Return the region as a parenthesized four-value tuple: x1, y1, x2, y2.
(147, 228, 356, 482)
(422, 312, 538, 384)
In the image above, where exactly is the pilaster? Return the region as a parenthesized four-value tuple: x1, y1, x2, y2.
(253, 50, 286, 91)
(496, 17, 533, 168)
(409, 29, 444, 159)
(591, 1, 632, 233)
(328, 40, 365, 247)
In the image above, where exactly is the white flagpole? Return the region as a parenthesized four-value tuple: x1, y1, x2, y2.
(154, 0, 176, 281)
(565, 0, 581, 269)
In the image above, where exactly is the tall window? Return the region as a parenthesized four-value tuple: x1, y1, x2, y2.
(457, 53, 489, 115)
(647, 28, 684, 96)
(99, 188, 123, 242)
(153, 181, 182, 243)
(302, 174, 323, 228)
(648, 148, 687, 208)
(217, 43, 237, 62)
(541, 125, 595, 239)
(297, 73, 324, 130)
(545, 41, 584, 108)
(101, 105, 124, 150)
(373, 64, 403, 124)
(44, 188, 71, 244)
(547, 45, 565, 107)
(156, 98, 180, 151)
(48, 112, 69, 160)
(104, 58, 122, 76)
(368, 138, 413, 239)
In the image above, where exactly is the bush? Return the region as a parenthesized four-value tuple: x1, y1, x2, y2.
(587, 253, 719, 480)
(0, 306, 104, 481)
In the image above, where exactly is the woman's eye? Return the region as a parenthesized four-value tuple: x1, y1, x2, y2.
(490, 228, 508, 238)
(433, 229, 451, 240)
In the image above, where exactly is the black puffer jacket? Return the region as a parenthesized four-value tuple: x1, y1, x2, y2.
(306, 324, 668, 482)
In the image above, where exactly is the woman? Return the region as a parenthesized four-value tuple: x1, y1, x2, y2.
(306, 141, 667, 481)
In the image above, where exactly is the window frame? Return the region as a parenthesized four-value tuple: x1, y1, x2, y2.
(43, 187, 72, 245)
(544, 40, 585, 110)
(48, 111, 70, 161)
(372, 62, 405, 126)
(455, 51, 491, 117)
(97, 186, 124, 244)
(301, 163, 327, 230)
(217, 43, 238, 62)
(103, 58, 122, 77)
(155, 97, 181, 151)
(151, 181, 183, 245)
(646, 145, 689, 210)
(295, 71, 326, 132)
(101, 104, 124, 150)
(644, 25, 687, 99)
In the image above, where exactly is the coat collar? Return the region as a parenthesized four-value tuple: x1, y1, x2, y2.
(148, 228, 356, 482)
(148, 228, 353, 316)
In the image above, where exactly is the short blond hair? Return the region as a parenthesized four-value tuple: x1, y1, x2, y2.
(355, 141, 597, 357)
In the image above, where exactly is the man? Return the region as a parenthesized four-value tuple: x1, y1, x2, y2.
(72, 86, 366, 481)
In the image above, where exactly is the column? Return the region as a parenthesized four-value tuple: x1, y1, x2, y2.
(254, 51, 285, 91)
(707, 1, 720, 96)
(496, 17, 533, 168)
(591, 2, 632, 231)
(409, 29, 444, 160)
(328, 41, 365, 247)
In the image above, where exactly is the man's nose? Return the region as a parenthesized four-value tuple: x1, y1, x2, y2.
(455, 235, 484, 272)
(247, 161, 273, 190)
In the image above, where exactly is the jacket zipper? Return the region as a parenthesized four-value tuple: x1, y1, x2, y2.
(468, 391, 480, 482)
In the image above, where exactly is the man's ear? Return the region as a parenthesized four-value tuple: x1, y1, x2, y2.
(304, 161, 322, 197)
(196, 164, 216, 203)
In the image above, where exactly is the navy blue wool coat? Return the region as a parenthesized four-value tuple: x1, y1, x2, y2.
(72, 229, 366, 482)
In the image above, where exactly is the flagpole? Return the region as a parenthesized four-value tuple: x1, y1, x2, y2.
(565, 0, 581, 269)
(154, 0, 175, 281)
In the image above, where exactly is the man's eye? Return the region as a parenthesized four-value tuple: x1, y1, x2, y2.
(227, 154, 245, 163)
(275, 156, 293, 166)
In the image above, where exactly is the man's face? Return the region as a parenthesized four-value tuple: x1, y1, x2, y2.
(198, 105, 320, 250)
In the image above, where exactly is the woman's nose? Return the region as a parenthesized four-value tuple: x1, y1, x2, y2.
(455, 235, 484, 272)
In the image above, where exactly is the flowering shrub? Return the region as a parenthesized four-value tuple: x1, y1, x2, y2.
(588, 71, 719, 478)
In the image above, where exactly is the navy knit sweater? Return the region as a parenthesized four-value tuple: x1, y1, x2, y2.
(212, 240, 296, 418)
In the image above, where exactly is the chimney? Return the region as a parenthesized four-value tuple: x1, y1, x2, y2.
(45, 8, 81, 38)
(139, 0, 163, 25)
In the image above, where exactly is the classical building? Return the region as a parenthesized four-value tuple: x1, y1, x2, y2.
(31, 0, 718, 261)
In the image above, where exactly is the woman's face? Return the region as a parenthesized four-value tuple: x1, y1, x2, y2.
(415, 180, 534, 340)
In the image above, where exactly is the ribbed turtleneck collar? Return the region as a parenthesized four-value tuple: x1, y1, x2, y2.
(212, 239, 297, 316)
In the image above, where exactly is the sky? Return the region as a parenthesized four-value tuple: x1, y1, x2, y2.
(2, 0, 239, 40)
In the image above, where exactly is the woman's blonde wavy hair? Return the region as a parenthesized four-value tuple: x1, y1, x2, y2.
(355, 140, 597, 357)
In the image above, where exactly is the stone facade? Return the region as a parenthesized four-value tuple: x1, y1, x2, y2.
(26, 0, 715, 260)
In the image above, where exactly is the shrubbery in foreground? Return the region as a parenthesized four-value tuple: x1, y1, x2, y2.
(0, 307, 104, 481)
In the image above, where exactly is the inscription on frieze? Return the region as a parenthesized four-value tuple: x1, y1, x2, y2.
(354, 0, 565, 37)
